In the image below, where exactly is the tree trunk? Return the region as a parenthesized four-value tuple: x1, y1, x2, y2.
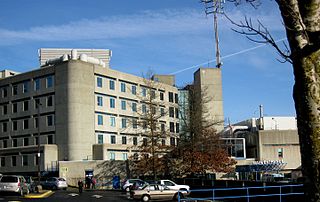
(293, 50, 320, 202)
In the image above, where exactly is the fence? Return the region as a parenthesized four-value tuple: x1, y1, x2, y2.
(179, 184, 304, 202)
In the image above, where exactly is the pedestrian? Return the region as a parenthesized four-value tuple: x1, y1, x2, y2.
(91, 177, 96, 189)
(78, 179, 84, 194)
(85, 177, 91, 189)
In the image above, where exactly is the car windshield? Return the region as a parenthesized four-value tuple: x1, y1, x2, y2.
(141, 184, 149, 189)
(0, 176, 18, 183)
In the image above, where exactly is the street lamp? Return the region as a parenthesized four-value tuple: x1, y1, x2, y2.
(36, 100, 42, 186)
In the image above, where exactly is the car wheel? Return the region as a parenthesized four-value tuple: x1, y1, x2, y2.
(141, 195, 150, 202)
(125, 186, 130, 192)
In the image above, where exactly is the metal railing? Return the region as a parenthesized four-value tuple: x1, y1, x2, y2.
(179, 184, 304, 202)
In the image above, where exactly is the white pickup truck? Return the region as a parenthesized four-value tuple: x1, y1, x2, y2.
(158, 180, 190, 192)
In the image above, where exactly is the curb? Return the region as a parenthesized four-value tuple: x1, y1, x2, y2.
(24, 190, 54, 199)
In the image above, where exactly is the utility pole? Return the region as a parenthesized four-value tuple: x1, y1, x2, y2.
(202, 0, 225, 68)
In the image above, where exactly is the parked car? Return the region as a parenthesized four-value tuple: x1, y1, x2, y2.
(24, 176, 36, 193)
(130, 184, 188, 202)
(41, 177, 68, 190)
(158, 179, 190, 192)
(0, 175, 29, 196)
(122, 179, 148, 192)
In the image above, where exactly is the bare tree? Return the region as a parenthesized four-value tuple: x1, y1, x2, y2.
(223, 1, 320, 201)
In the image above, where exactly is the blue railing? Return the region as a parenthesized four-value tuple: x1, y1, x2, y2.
(179, 184, 304, 202)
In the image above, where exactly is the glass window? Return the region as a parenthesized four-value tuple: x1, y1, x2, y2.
(2, 122, 7, 132)
(13, 121, 18, 131)
(169, 107, 174, 118)
(132, 102, 137, 112)
(175, 93, 179, 103)
(122, 136, 127, 144)
(160, 92, 164, 101)
(35, 98, 40, 109)
(13, 139, 17, 147)
(132, 119, 138, 129)
(47, 115, 54, 126)
(98, 134, 103, 144)
(120, 82, 126, 92)
(132, 85, 137, 95)
(122, 153, 128, 160)
(175, 108, 179, 118)
(109, 80, 115, 90)
(23, 138, 29, 146)
(23, 155, 28, 166)
(0, 157, 5, 167)
(111, 135, 116, 144)
(278, 148, 283, 158)
(48, 135, 54, 144)
(3, 140, 7, 148)
(133, 137, 138, 145)
(110, 116, 116, 127)
(23, 81, 29, 93)
(34, 78, 40, 91)
(3, 105, 7, 115)
(23, 101, 29, 111)
(97, 77, 103, 88)
(12, 103, 17, 113)
(98, 115, 103, 125)
(170, 137, 175, 146)
(161, 123, 165, 132)
(143, 138, 147, 146)
(169, 92, 174, 102)
(46, 76, 53, 88)
(121, 118, 127, 128)
(141, 88, 147, 97)
(23, 119, 29, 129)
(97, 96, 103, 106)
(160, 108, 165, 116)
(170, 122, 175, 133)
(34, 117, 39, 128)
(47, 96, 53, 107)
(110, 98, 115, 108)
(142, 104, 147, 114)
(162, 139, 166, 146)
(12, 85, 18, 95)
(151, 90, 156, 99)
(2, 88, 8, 97)
(121, 100, 126, 110)
(176, 123, 180, 133)
(12, 156, 17, 166)
(110, 152, 115, 160)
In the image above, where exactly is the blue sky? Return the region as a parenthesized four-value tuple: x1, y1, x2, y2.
(0, 0, 295, 123)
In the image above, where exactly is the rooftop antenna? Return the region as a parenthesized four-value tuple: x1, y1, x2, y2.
(202, 0, 225, 68)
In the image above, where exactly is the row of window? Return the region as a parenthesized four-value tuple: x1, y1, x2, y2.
(1, 115, 54, 133)
(0, 75, 53, 98)
(0, 155, 39, 167)
(1, 96, 53, 116)
(97, 134, 177, 147)
(96, 76, 178, 103)
(1, 135, 54, 149)
(96, 114, 179, 133)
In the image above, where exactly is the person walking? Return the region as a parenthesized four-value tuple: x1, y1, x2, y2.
(91, 177, 96, 189)
(78, 179, 84, 194)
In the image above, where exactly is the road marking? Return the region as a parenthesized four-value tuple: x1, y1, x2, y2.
(68, 193, 79, 197)
(92, 194, 103, 199)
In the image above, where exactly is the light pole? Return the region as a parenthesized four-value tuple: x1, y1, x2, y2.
(36, 100, 42, 186)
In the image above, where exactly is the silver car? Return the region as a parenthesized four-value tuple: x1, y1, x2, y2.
(0, 175, 29, 196)
(41, 177, 68, 190)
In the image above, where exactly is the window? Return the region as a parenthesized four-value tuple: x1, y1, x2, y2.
(109, 80, 115, 90)
(142, 104, 147, 114)
(2, 122, 7, 132)
(175, 93, 179, 103)
(120, 82, 126, 92)
(35, 137, 39, 145)
(141, 88, 147, 97)
(132, 102, 137, 112)
(151, 106, 156, 115)
(161, 123, 165, 132)
(23, 81, 29, 93)
(97, 96, 103, 106)
(142, 121, 147, 129)
(13, 139, 18, 147)
(160, 108, 165, 116)
(23, 101, 29, 111)
(132, 85, 137, 95)
(48, 135, 53, 144)
(122, 153, 128, 160)
(23, 155, 28, 166)
(170, 137, 175, 146)
(143, 138, 148, 146)
(35, 155, 39, 166)
(23, 119, 29, 129)
(0, 157, 5, 167)
(97, 77, 103, 88)
(121, 100, 126, 110)
(110, 98, 115, 108)
(151, 90, 156, 99)
(169, 107, 174, 118)
(278, 148, 283, 158)
(23, 138, 29, 146)
(162, 139, 166, 146)
(160, 92, 164, 101)
(13, 121, 18, 131)
(47, 96, 53, 107)
(133, 137, 138, 145)
(121, 118, 127, 128)
(176, 123, 180, 133)
(35, 98, 40, 109)
(175, 108, 179, 118)
(169, 122, 175, 133)
(46, 76, 53, 88)
(47, 115, 54, 126)
(2, 88, 8, 97)
(98, 134, 103, 144)
(12, 85, 18, 95)
(13, 103, 17, 113)
(34, 117, 39, 128)
(122, 136, 127, 144)
(111, 135, 116, 144)
(12, 156, 17, 166)
(168, 92, 174, 102)
(110, 116, 116, 127)
(3, 105, 7, 115)
(34, 78, 40, 91)
(110, 152, 115, 160)
(3, 140, 7, 148)
(132, 119, 138, 129)
(97, 115, 103, 125)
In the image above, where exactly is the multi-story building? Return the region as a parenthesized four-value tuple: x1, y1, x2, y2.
(0, 49, 179, 176)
